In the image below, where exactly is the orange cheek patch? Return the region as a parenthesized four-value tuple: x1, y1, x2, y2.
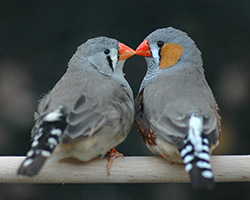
(159, 43, 183, 69)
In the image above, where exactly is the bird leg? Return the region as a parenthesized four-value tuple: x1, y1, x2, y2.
(106, 148, 123, 176)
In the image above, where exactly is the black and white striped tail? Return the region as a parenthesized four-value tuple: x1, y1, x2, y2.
(180, 114, 215, 189)
(17, 107, 67, 177)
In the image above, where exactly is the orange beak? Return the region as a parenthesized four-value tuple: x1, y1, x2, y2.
(118, 43, 135, 61)
(136, 40, 152, 57)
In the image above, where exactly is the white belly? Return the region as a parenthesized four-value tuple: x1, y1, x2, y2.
(146, 138, 183, 163)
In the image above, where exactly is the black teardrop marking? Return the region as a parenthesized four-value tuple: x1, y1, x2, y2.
(107, 56, 114, 72)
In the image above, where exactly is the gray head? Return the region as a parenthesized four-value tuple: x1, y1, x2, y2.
(69, 36, 135, 76)
(136, 27, 202, 71)
(136, 27, 203, 91)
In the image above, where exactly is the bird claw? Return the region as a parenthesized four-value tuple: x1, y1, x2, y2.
(106, 148, 123, 176)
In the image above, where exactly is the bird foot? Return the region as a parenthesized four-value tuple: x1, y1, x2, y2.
(159, 155, 174, 165)
(106, 148, 123, 176)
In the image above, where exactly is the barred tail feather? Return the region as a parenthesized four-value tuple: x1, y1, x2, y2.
(17, 107, 67, 177)
(180, 114, 215, 189)
(180, 137, 214, 189)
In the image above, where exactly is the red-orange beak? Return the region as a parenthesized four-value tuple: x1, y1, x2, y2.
(136, 40, 152, 57)
(118, 43, 135, 61)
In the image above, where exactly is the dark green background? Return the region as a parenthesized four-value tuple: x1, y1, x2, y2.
(0, 0, 250, 199)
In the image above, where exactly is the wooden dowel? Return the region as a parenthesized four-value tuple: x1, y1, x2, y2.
(0, 156, 249, 183)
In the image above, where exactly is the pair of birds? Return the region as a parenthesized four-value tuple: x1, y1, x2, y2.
(17, 27, 221, 189)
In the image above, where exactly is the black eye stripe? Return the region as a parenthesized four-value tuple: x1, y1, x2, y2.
(107, 56, 114, 72)
(157, 41, 164, 61)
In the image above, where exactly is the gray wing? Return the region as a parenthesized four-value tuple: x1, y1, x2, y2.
(62, 83, 134, 143)
(31, 93, 107, 141)
(143, 68, 219, 149)
(32, 80, 134, 144)
(62, 94, 107, 143)
(30, 71, 107, 142)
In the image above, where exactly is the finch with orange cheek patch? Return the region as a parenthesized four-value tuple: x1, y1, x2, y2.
(135, 27, 221, 189)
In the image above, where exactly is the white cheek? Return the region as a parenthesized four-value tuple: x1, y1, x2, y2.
(150, 46, 160, 66)
(110, 49, 118, 69)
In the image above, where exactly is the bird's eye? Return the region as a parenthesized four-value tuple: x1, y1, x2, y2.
(104, 49, 110, 54)
(157, 41, 164, 48)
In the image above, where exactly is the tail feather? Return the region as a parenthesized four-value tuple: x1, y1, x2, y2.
(17, 107, 67, 177)
(180, 114, 215, 189)
(17, 155, 47, 177)
(180, 137, 214, 189)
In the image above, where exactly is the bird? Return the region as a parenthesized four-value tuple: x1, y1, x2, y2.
(17, 36, 135, 177)
(134, 27, 221, 189)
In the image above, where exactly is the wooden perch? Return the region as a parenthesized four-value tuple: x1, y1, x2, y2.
(0, 156, 249, 183)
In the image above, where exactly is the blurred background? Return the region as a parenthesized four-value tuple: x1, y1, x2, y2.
(0, 0, 250, 199)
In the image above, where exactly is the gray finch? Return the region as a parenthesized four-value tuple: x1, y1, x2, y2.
(135, 27, 221, 189)
(18, 37, 135, 176)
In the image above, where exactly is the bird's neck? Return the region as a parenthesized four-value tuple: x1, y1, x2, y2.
(139, 57, 170, 92)
(139, 68, 159, 92)
(139, 58, 203, 92)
